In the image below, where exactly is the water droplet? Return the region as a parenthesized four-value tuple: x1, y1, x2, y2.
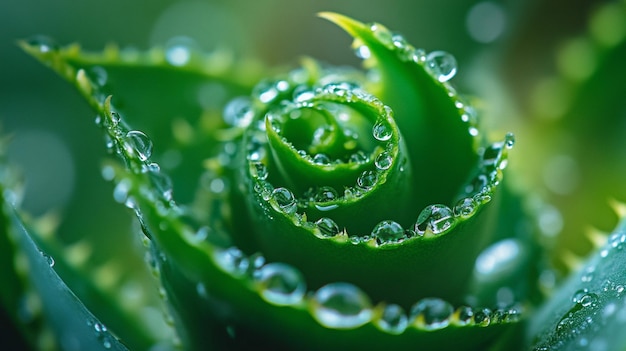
(250, 162, 268, 180)
(354, 45, 371, 59)
(410, 298, 453, 330)
(223, 97, 254, 128)
(375, 152, 393, 170)
(272, 188, 297, 214)
(215, 247, 249, 275)
(370, 23, 393, 47)
(372, 220, 404, 244)
(93, 321, 107, 333)
(165, 37, 193, 66)
(504, 132, 515, 149)
(313, 153, 331, 165)
(415, 204, 456, 234)
(376, 304, 408, 334)
(254, 263, 306, 306)
(27, 36, 59, 53)
(453, 197, 477, 219)
(125, 130, 153, 161)
(316, 217, 340, 237)
(312, 282, 373, 329)
(455, 306, 474, 326)
(372, 122, 392, 141)
(293, 86, 315, 102)
(426, 51, 457, 82)
(314, 186, 338, 203)
(473, 308, 491, 326)
(40, 251, 55, 267)
(356, 170, 378, 190)
(579, 293, 598, 308)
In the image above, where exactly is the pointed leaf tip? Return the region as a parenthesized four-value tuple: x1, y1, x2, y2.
(317, 12, 367, 37)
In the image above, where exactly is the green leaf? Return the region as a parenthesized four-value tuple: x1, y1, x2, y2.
(528, 210, 626, 350)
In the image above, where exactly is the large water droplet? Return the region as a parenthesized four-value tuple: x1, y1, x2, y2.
(223, 97, 254, 128)
(415, 204, 456, 234)
(426, 51, 457, 82)
(356, 170, 378, 190)
(125, 130, 153, 161)
(272, 187, 297, 214)
(316, 217, 341, 237)
(372, 220, 404, 244)
(254, 263, 306, 306)
(376, 304, 408, 334)
(372, 122, 392, 141)
(375, 152, 393, 170)
(312, 282, 373, 329)
(410, 298, 453, 330)
(147, 169, 173, 201)
(473, 308, 492, 326)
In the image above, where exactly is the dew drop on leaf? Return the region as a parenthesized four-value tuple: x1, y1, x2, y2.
(455, 306, 474, 326)
(410, 298, 453, 330)
(372, 122, 392, 141)
(125, 130, 153, 161)
(272, 187, 297, 214)
(250, 162, 268, 180)
(415, 204, 455, 234)
(473, 308, 492, 326)
(425, 51, 457, 82)
(315, 217, 340, 237)
(254, 263, 306, 306)
(314, 186, 338, 204)
(453, 197, 478, 219)
(376, 304, 408, 334)
(374, 152, 393, 170)
(504, 132, 516, 149)
(312, 153, 331, 165)
(39, 251, 54, 267)
(372, 220, 404, 244)
(356, 170, 378, 190)
(312, 282, 373, 329)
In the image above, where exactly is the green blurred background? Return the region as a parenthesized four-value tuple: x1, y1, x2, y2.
(1, 0, 622, 348)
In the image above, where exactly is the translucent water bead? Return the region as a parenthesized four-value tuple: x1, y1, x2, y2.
(410, 298, 454, 330)
(376, 304, 409, 334)
(254, 263, 306, 306)
(312, 282, 373, 329)
(372, 220, 404, 244)
(125, 130, 153, 162)
(315, 217, 341, 237)
(425, 51, 457, 83)
(415, 204, 456, 235)
(271, 187, 297, 214)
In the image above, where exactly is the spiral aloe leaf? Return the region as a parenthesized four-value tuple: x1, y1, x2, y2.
(16, 11, 545, 351)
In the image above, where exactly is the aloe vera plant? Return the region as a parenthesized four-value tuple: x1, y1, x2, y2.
(2, 7, 626, 351)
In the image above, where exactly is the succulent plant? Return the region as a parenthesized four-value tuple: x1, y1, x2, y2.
(2, 7, 626, 351)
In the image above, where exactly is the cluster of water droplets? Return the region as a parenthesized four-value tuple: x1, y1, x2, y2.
(353, 22, 457, 83)
(236, 70, 407, 242)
